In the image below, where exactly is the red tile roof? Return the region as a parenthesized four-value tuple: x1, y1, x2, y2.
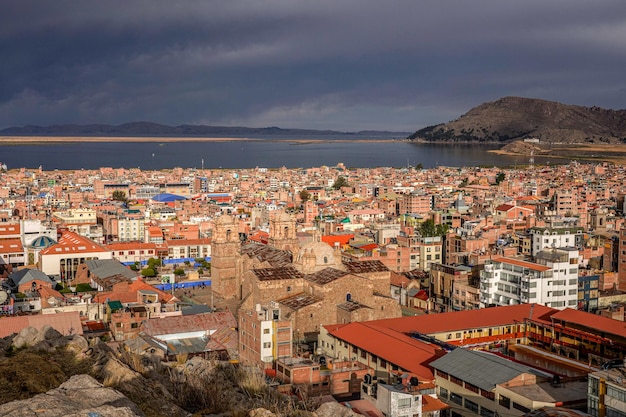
(495, 204, 515, 212)
(0, 238, 23, 254)
(325, 321, 441, 380)
(0, 223, 20, 236)
(491, 257, 551, 272)
(94, 277, 176, 304)
(371, 304, 557, 334)
(40, 230, 110, 255)
(551, 308, 626, 339)
(422, 394, 450, 412)
(106, 242, 158, 251)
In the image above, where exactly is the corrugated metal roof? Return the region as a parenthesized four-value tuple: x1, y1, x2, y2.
(86, 259, 138, 280)
(429, 348, 544, 391)
(9, 268, 52, 287)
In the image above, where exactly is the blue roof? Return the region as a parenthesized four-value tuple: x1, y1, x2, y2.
(29, 235, 57, 248)
(152, 193, 186, 202)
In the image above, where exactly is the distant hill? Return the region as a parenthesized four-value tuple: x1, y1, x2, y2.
(0, 122, 407, 138)
(408, 97, 626, 143)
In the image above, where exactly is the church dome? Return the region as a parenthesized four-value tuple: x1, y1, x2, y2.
(294, 237, 341, 273)
(29, 235, 57, 248)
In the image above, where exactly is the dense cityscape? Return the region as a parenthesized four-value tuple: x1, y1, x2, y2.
(1, 158, 626, 416)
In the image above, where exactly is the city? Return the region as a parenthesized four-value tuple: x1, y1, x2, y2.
(1, 159, 625, 416)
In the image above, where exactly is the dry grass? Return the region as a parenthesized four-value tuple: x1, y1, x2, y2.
(0, 347, 95, 404)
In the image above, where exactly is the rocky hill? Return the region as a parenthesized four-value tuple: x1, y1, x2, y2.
(408, 97, 626, 143)
(0, 326, 357, 417)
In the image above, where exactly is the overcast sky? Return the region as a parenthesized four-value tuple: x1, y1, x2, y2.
(1, 1, 625, 131)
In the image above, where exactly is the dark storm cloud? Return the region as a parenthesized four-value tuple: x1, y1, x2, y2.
(1, 0, 625, 131)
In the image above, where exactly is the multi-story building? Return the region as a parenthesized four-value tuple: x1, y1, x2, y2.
(529, 226, 584, 257)
(38, 230, 112, 283)
(239, 302, 292, 370)
(588, 366, 626, 417)
(397, 192, 433, 215)
(431, 348, 587, 417)
(619, 226, 626, 289)
(112, 215, 146, 242)
(577, 274, 599, 312)
(275, 358, 369, 397)
(480, 249, 579, 310)
(430, 263, 474, 313)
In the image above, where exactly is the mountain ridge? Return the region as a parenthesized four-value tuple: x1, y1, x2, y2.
(408, 96, 626, 143)
(0, 122, 407, 138)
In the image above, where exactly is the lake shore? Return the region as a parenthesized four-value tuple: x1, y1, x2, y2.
(489, 142, 626, 164)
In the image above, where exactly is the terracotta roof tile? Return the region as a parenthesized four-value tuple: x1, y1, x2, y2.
(491, 257, 551, 272)
(551, 308, 626, 339)
(372, 304, 557, 334)
(0, 239, 23, 254)
(326, 321, 441, 380)
(40, 230, 110, 255)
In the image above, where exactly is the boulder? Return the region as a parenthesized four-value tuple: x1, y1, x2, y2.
(0, 374, 144, 417)
(314, 402, 360, 417)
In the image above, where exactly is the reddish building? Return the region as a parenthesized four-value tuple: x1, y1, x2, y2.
(275, 358, 369, 397)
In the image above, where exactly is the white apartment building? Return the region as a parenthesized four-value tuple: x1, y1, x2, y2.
(529, 226, 584, 257)
(480, 248, 579, 310)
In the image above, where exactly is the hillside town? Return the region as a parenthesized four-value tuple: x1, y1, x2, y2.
(2, 160, 626, 417)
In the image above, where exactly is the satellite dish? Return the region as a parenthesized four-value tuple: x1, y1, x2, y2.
(0, 290, 7, 304)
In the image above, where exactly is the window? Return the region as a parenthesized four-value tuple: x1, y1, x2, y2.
(480, 407, 495, 417)
(450, 393, 462, 405)
(512, 402, 530, 413)
(499, 395, 511, 408)
(465, 399, 479, 413)
(263, 329, 270, 334)
(397, 398, 411, 408)
(439, 387, 449, 399)
(263, 342, 271, 348)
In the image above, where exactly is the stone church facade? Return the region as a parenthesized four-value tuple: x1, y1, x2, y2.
(211, 211, 402, 342)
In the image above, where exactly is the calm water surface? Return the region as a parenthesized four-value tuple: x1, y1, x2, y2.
(0, 140, 564, 170)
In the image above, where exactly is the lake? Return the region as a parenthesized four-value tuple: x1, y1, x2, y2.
(0, 139, 562, 170)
